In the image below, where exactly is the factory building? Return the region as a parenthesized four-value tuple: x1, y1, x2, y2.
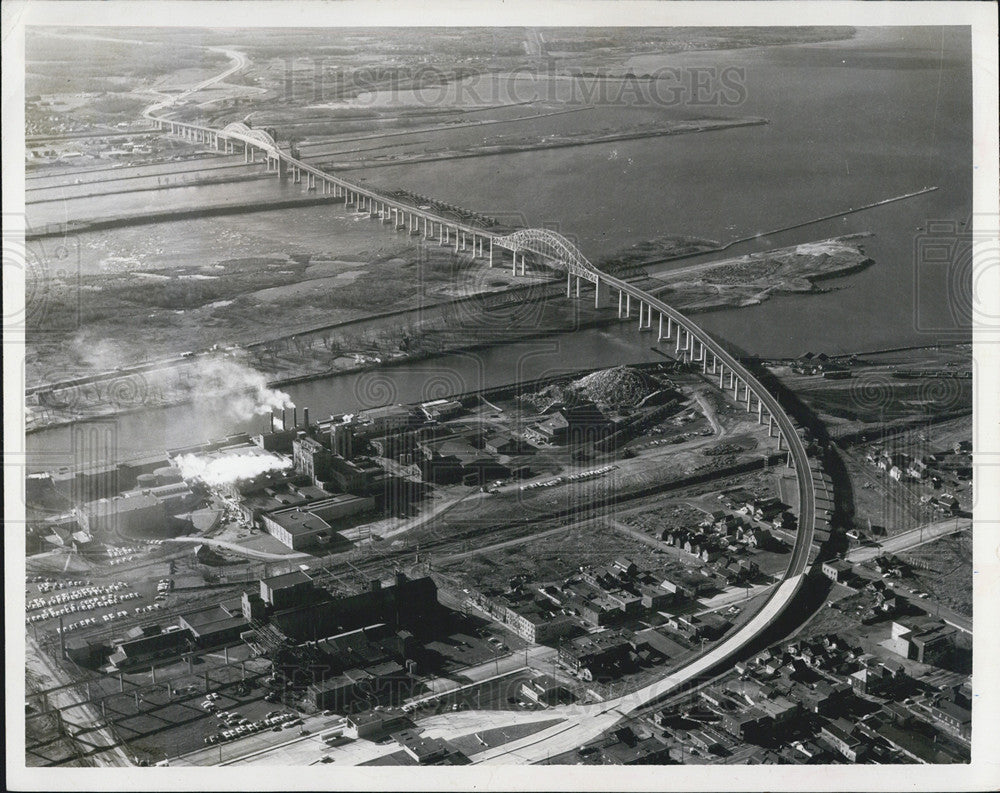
(177, 601, 249, 648)
(260, 493, 373, 550)
(259, 570, 317, 611)
(79, 491, 168, 537)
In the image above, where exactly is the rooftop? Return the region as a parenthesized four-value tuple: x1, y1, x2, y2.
(266, 508, 331, 536)
(261, 570, 312, 590)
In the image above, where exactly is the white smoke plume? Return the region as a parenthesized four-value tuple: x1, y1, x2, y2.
(183, 356, 294, 422)
(174, 450, 292, 488)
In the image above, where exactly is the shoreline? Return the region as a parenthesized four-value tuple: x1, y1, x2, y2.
(24, 311, 971, 438)
(25, 194, 345, 239)
(318, 118, 769, 171)
(24, 234, 899, 435)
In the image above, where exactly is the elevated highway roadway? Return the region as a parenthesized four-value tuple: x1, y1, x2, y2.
(140, 55, 822, 764)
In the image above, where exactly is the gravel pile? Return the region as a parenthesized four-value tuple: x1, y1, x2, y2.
(568, 366, 655, 410)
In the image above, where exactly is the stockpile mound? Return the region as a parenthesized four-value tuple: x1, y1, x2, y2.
(568, 366, 655, 410)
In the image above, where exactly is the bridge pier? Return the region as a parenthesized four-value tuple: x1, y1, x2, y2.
(637, 301, 645, 330)
(488, 237, 493, 267)
(702, 347, 709, 373)
(595, 278, 610, 308)
(719, 364, 725, 389)
(758, 401, 764, 424)
(617, 290, 623, 318)
(625, 292, 631, 319)
(566, 272, 573, 298)
(675, 329, 682, 354)
(576, 276, 581, 298)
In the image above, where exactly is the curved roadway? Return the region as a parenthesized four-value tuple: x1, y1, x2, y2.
(142, 51, 818, 764)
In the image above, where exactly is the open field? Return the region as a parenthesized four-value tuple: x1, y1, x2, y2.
(895, 531, 972, 618)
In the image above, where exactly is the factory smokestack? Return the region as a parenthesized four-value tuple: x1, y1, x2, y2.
(293, 407, 298, 428)
(303, 407, 310, 428)
(269, 412, 275, 433)
(281, 409, 287, 430)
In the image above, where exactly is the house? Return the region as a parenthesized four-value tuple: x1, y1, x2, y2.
(666, 613, 731, 641)
(721, 708, 767, 741)
(520, 674, 571, 705)
(745, 527, 776, 550)
(886, 619, 956, 665)
(612, 557, 638, 577)
(819, 719, 869, 762)
(926, 696, 972, 741)
(821, 559, 854, 584)
(797, 680, 850, 714)
(632, 628, 687, 660)
(772, 511, 796, 530)
(752, 497, 785, 522)
(504, 599, 577, 644)
(558, 629, 632, 679)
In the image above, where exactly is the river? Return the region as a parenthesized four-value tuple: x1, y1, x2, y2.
(25, 27, 972, 465)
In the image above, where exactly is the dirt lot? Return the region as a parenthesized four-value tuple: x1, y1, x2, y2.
(895, 531, 972, 617)
(768, 345, 972, 437)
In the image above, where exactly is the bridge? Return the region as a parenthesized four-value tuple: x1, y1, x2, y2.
(147, 109, 823, 761)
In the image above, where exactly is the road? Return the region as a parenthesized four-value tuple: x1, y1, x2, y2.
(845, 518, 972, 634)
(137, 47, 818, 767)
(143, 48, 248, 120)
(26, 637, 133, 767)
(846, 517, 971, 563)
(161, 536, 310, 561)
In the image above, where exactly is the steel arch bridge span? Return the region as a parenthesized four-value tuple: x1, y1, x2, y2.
(221, 122, 278, 153)
(492, 228, 601, 281)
